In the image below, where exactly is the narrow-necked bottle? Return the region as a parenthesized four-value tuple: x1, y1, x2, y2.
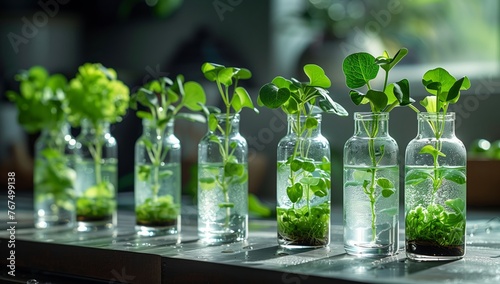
(405, 112, 466, 261)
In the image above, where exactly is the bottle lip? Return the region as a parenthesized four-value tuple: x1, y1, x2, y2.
(287, 113, 322, 121)
(213, 113, 240, 120)
(418, 112, 456, 120)
(142, 117, 174, 127)
(354, 112, 389, 120)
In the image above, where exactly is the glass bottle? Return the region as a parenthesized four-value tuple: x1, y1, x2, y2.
(74, 120, 118, 232)
(343, 112, 399, 256)
(405, 112, 466, 261)
(34, 122, 77, 229)
(135, 119, 181, 236)
(198, 114, 248, 244)
(277, 114, 331, 248)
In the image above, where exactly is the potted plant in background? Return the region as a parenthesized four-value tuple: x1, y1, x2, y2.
(66, 63, 129, 232)
(7, 66, 77, 229)
(405, 68, 470, 261)
(342, 48, 415, 256)
(130, 75, 206, 236)
(258, 64, 348, 248)
(197, 62, 258, 244)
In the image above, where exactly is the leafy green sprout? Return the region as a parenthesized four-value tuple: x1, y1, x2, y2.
(258, 64, 347, 244)
(405, 68, 470, 248)
(7, 66, 76, 214)
(342, 48, 416, 242)
(409, 67, 470, 198)
(66, 63, 129, 219)
(130, 75, 206, 223)
(200, 62, 258, 227)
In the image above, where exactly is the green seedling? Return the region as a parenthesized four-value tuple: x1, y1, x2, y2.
(67, 63, 129, 220)
(130, 75, 206, 225)
(7, 66, 76, 214)
(200, 62, 258, 228)
(259, 64, 347, 245)
(342, 48, 415, 241)
(406, 68, 470, 248)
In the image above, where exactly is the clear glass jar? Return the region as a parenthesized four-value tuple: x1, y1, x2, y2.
(198, 113, 248, 244)
(405, 112, 466, 261)
(135, 119, 181, 236)
(277, 114, 331, 248)
(343, 112, 399, 256)
(34, 122, 77, 229)
(75, 120, 118, 232)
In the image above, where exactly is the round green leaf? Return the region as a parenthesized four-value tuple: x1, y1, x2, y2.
(303, 64, 331, 88)
(182, 81, 206, 111)
(258, 83, 290, 109)
(343, 52, 379, 89)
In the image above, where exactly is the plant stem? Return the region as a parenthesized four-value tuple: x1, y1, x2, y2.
(363, 116, 380, 242)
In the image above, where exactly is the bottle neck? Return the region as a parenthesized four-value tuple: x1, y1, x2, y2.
(417, 112, 456, 139)
(142, 118, 174, 138)
(287, 114, 322, 138)
(81, 119, 110, 137)
(353, 112, 389, 138)
(213, 113, 240, 135)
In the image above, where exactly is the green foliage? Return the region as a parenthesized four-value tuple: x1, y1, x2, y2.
(130, 75, 207, 127)
(342, 48, 415, 113)
(77, 182, 116, 219)
(7, 66, 68, 132)
(34, 148, 76, 212)
(277, 202, 330, 246)
(199, 62, 257, 228)
(131, 75, 206, 218)
(258, 64, 347, 116)
(420, 68, 470, 113)
(201, 62, 257, 115)
(135, 195, 180, 225)
(66, 63, 130, 127)
(406, 198, 466, 246)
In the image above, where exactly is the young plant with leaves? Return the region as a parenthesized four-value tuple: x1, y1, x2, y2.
(342, 48, 415, 243)
(405, 68, 470, 252)
(130, 75, 206, 228)
(198, 63, 257, 237)
(7, 66, 76, 227)
(66, 63, 129, 223)
(258, 64, 347, 246)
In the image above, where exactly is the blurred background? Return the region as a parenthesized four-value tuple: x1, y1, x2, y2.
(1, 0, 499, 206)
